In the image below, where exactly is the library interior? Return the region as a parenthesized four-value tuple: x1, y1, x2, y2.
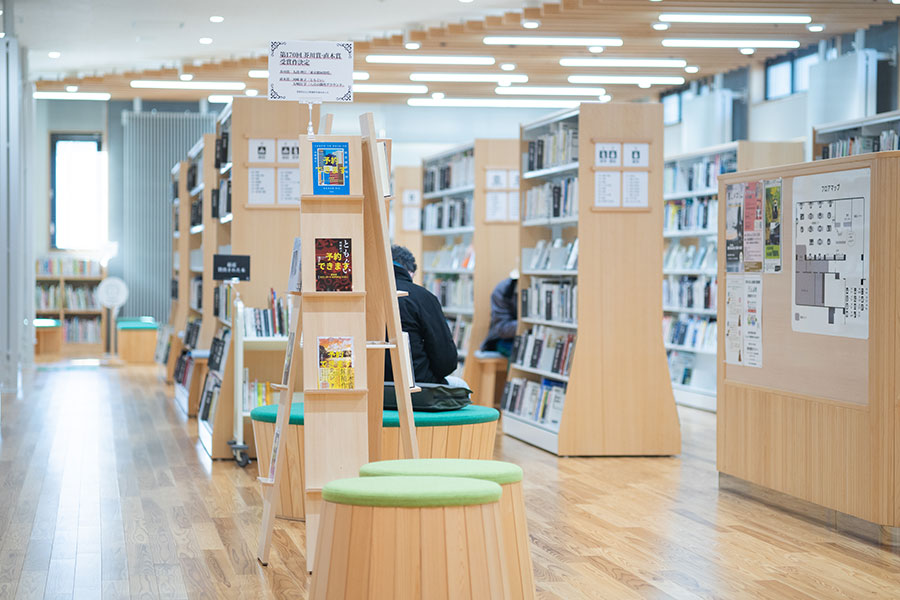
(4, 0, 900, 598)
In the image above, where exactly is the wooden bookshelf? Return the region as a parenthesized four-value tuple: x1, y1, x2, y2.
(502, 102, 680, 457)
(391, 165, 423, 285)
(34, 256, 107, 357)
(419, 140, 519, 392)
(162, 160, 191, 383)
(812, 109, 900, 160)
(662, 141, 803, 412)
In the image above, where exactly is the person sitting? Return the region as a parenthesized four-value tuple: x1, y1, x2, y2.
(480, 271, 519, 358)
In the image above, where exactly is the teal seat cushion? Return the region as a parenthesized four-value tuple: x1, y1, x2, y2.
(360, 458, 522, 484)
(34, 318, 61, 328)
(250, 402, 499, 428)
(117, 317, 158, 330)
(322, 476, 501, 507)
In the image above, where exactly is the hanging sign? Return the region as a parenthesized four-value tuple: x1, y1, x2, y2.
(268, 40, 354, 103)
(213, 255, 251, 281)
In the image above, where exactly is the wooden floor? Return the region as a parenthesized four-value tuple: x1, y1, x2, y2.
(1, 364, 899, 599)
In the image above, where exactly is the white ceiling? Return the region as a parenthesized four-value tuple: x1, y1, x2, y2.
(16, 0, 527, 79)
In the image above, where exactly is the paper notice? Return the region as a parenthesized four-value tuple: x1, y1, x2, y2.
(623, 143, 650, 168)
(485, 191, 508, 222)
(508, 191, 520, 221)
(277, 138, 300, 163)
(594, 142, 622, 167)
(594, 171, 620, 208)
(742, 274, 763, 367)
(249, 138, 275, 163)
(724, 274, 744, 365)
(248, 167, 275, 204)
(725, 182, 745, 272)
(402, 207, 420, 231)
(508, 169, 520, 189)
(486, 169, 508, 190)
(401, 189, 421, 206)
(277, 168, 301, 204)
(622, 171, 649, 208)
(742, 181, 764, 272)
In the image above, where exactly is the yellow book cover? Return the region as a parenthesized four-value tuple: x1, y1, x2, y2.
(317, 336, 354, 389)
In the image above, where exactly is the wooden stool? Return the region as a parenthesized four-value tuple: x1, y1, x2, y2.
(116, 317, 158, 364)
(469, 351, 509, 407)
(310, 475, 510, 599)
(251, 402, 500, 520)
(34, 319, 63, 357)
(360, 458, 535, 600)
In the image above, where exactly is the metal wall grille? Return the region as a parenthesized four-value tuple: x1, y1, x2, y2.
(121, 111, 215, 321)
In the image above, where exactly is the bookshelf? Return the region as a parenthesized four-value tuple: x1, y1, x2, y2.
(662, 141, 803, 412)
(391, 165, 423, 284)
(161, 160, 191, 382)
(812, 109, 900, 160)
(502, 102, 680, 457)
(34, 256, 106, 356)
(420, 140, 519, 389)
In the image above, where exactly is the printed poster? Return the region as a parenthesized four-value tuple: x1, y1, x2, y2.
(401, 189, 421, 206)
(763, 178, 783, 273)
(742, 274, 763, 368)
(485, 191, 508, 222)
(594, 171, 620, 208)
(724, 274, 744, 365)
(486, 169, 508, 190)
(792, 168, 870, 339)
(507, 191, 520, 222)
(249, 138, 275, 163)
(508, 170, 520, 190)
(248, 167, 275, 205)
(402, 207, 420, 231)
(622, 171, 649, 208)
(725, 182, 745, 272)
(315, 238, 352, 291)
(268, 40, 354, 104)
(742, 181, 764, 272)
(277, 168, 301, 204)
(278, 139, 300, 163)
(311, 141, 350, 195)
(317, 336, 355, 389)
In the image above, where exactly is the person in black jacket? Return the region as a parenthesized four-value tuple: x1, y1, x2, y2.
(384, 245, 459, 385)
(480, 274, 518, 357)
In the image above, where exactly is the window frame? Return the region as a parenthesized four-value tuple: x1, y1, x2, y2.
(661, 91, 682, 125)
(764, 48, 819, 101)
(49, 132, 104, 250)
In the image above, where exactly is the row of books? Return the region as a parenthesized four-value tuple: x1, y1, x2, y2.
(524, 238, 578, 272)
(525, 120, 578, 172)
(663, 275, 718, 311)
(189, 276, 202, 311)
(211, 180, 232, 218)
(663, 152, 736, 194)
(664, 241, 716, 272)
(187, 159, 200, 190)
(520, 278, 577, 325)
(198, 371, 220, 422)
(424, 243, 475, 272)
(511, 325, 576, 378)
(215, 130, 230, 168)
(190, 198, 203, 227)
(423, 274, 474, 310)
(448, 316, 473, 355)
(423, 151, 474, 193)
(664, 197, 718, 233)
(820, 130, 900, 159)
(667, 351, 696, 387)
(175, 350, 199, 390)
(501, 377, 565, 430)
(35, 285, 60, 310)
(213, 283, 234, 323)
(662, 315, 717, 352)
(207, 327, 232, 374)
(524, 177, 578, 221)
(242, 375, 278, 414)
(63, 316, 101, 343)
(171, 277, 178, 300)
(36, 257, 102, 277)
(62, 285, 99, 311)
(422, 196, 474, 232)
(184, 318, 201, 349)
(243, 291, 291, 338)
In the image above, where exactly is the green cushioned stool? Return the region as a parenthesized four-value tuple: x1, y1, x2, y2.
(116, 317, 158, 364)
(360, 459, 535, 599)
(310, 476, 511, 599)
(250, 401, 499, 427)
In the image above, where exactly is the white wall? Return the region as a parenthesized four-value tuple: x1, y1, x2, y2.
(748, 92, 809, 154)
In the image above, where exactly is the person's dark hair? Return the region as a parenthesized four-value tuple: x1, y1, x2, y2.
(391, 244, 417, 274)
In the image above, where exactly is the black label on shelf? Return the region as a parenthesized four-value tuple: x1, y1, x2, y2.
(212, 254, 250, 281)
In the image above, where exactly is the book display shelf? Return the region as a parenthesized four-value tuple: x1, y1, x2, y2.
(35, 256, 106, 356)
(503, 102, 680, 456)
(391, 165, 423, 284)
(160, 160, 191, 382)
(813, 109, 900, 160)
(663, 141, 803, 412)
(420, 140, 519, 385)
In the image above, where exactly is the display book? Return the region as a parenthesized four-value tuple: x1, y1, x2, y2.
(173, 318, 202, 389)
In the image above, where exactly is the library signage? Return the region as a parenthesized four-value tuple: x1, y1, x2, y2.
(213, 254, 251, 281)
(268, 40, 354, 103)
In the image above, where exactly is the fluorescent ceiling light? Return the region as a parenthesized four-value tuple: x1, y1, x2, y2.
(638, 82, 651, 89)
(209, 15, 224, 23)
(559, 57, 686, 68)
(366, 54, 495, 65)
(495, 86, 607, 96)
(66, 85, 79, 92)
(353, 83, 428, 94)
(685, 65, 699, 73)
(662, 39, 800, 49)
(131, 80, 246, 90)
(405, 42, 421, 50)
(483, 36, 623, 47)
(353, 71, 370, 80)
(459, 0, 474, 3)
(179, 73, 194, 81)
(33, 91, 111, 101)
(432, 92, 445, 100)
(589, 47, 605, 53)
(500, 63, 516, 71)
(208, 95, 234, 104)
(568, 74, 685, 85)
(410, 72, 528, 83)
(807, 24, 825, 33)
(659, 13, 811, 24)
(199, 37, 213, 45)
(652, 23, 670, 31)
(245, 89, 259, 96)
(522, 20, 540, 29)
(48, 51, 61, 59)
(248, 69, 268, 78)
(599, 94, 612, 103)
(408, 97, 582, 109)
(740, 48, 756, 55)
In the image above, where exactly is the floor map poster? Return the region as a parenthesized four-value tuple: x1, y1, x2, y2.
(312, 141, 350, 195)
(792, 168, 869, 339)
(725, 182, 744, 272)
(742, 181, 764, 272)
(764, 179, 783, 273)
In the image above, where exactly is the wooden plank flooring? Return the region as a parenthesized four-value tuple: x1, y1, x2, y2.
(1, 364, 899, 599)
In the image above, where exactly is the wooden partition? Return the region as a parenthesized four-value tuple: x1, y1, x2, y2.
(717, 152, 899, 531)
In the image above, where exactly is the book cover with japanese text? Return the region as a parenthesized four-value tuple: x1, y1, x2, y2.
(317, 336, 354, 389)
(315, 238, 352, 291)
(312, 141, 350, 195)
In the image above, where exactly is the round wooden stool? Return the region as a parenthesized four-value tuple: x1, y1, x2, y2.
(359, 458, 535, 600)
(310, 475, 511, 599)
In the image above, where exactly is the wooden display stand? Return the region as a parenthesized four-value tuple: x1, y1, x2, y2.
(390, 165, 423, 284)
(504, 102, 681, 456)
(164, 160, 190, 383)
(717, 153, 900, 541)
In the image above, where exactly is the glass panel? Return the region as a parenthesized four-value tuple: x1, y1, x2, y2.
(662, 93, 680, 125)
(793, 53, 819, 92)
(766, 61, 792, 100)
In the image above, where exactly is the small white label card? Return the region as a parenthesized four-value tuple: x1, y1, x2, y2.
(486, 169, 508, 190)
(402, 207, 421, 231)
(401, 189, 421, 206)
(622, 171, 649, 208)
(248, 167, 276, 204)
(268, 40, 354, 103)
(594, 142, 622, 167)
(508, 191, 520, 221)
(277, 168, 301, 204)
(249, 138, 275, 163)
(623, 143, 650, 168)
(594, 171, 621, 208)
(277, 139, 300, 163)
(508, 169, 520, 189)
(485, 191, 508, 222)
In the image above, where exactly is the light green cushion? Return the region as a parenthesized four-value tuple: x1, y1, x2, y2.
(250, 401, 499, 428)
(322, 476, 501, 507)
(117, 317, 158, 330)
(34, 318, 61, 328)
(360, 458, 522, 485)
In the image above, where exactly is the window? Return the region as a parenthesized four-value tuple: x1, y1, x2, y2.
(793, 53, 819, 92)
(765, 50, 819, 100)
(50, 134, 108, 250)
(765, 61, 792, 100)
(662, 93, 681, 125)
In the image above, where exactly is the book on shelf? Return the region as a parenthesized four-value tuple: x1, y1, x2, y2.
(447, 316, 473, 355)
(213, 283, 234, 322)
(524, 176, 578, 221)
(525, 120, 578, 171)
(174, 349, 196, 390)
(664, 196, 718, 233)
(662, 275, 717, 312)
(663, 151, 736, 194)
(662, 315, 716, 352)
(198, 371, 221, 422)
(189, 276, 202, 311)
(423, 273, 474, 310)
(35, 284, 61, 310)
(424, 243, 475, 272)
(207, 326, 232, 374)
(242, 372, 279, 413)
(171, 278, 178, 300)
(663, 241, 717, 272)
(243, 290, 291, 338)
(184, 318, 202, 349)
(317, 336, 355, 390)
(820, 130, 899, 159)
(63, 284, 99, 310)
(63, 316, 101, 343)
(511, 325, 576, 377)
(667, 351, 696, 387)
(187, 161, 198, 190)
(423, 150, 474, 193)
(422, 195, 473, 231)
(36, 256, 102, 277)
(520, 278, 577, 324)
(190, 198, 202, 227)
(524, 237, 578, 272)
(501, 377, 565, 429)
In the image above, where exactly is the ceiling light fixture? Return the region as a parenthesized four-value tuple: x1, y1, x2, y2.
(494, 86, 607, 96)
(366, 54, 495, 65)
(599, 94, 612, 103)
(353, 71, 370, 80)
(740, 48, 756, 55)
(483, 36, 623, 47)
(353, 83, 429, 94)
(568, 74, 685, 85)
(66, 85, 79, 92)
(410, 73, 528, 83)
(638, 82, 651, 89)
(405, 42, 421, 50)
(500, 63, 516, 71)
(199, 37, 213, 45)
(180, 73, 194, 81)
(659, 13, 811, 24)
(459, 0, 474, 3)
(652, 22, 670, 31)
(208, 95, 234, 104)
(589, 47, 605, 53)
(662, 39, 800, 49)
(408, 97, 582, 109)
(33, 91, 111, 101)
(248, 69, 268, 78)
(130, 80, 246, 90)
(559, 57, 686, 68)
(685, 65, 699, 73)
(522, 20, 540, 29)
(432, 92, 445, 99)
(209, 15, 224, 23)
(245, 89, 259, 96)
(807, 24, 825, 33)
(48, 51, 61, 59)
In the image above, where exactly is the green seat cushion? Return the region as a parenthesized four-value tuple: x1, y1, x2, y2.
(250, 402, 499, 428)
(360, 458, 522, 484)
(34, 318, 61, 328)
(117, 317, 158, 330)
(322, 476, 501, 507)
